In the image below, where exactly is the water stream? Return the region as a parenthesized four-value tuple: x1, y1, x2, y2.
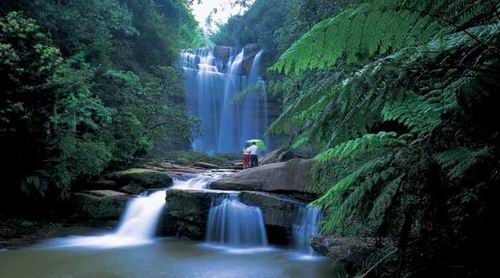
(292, 205, 322, 257)
(0, 173, 333, 276)
(44, 190, 167, 249)
(206, 194, 268, 247)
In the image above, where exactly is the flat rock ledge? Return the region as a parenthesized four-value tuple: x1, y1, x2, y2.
(211, 159, 317, 201)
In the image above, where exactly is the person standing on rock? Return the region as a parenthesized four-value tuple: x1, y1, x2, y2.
(242, 143, 250, 169)
(246, 142, 259, 168)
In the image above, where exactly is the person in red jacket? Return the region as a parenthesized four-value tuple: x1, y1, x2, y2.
(242, 143, 250, 169)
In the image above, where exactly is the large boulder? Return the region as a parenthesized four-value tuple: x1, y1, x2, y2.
(106, 168, 173, 190)
(211, 159, 317, 200)
(161, 189, 232, 239)
(240, 191, 302, 244)
(160, 188, 303, 244)
(69, 190, 131, 220)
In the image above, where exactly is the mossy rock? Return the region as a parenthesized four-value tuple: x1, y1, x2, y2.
(70, 190, 131, 220)
(106, 168, 173, 189)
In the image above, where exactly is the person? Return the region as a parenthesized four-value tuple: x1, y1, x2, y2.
(242, 144, 250, 169)
(246, 142, 259, 168)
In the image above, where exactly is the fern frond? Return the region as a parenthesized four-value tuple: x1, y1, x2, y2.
(314, 132, 405, 162)
(434, 147, 490, 179)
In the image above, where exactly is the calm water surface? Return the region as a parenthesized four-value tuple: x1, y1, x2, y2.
(0, 239, 336, 278)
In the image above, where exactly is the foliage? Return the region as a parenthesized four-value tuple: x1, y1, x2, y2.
(0, 1, 202, 203)
(272, 0, 499, 74)
(266, 0, 500, 275)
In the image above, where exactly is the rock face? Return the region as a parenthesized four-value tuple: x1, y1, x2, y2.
(106, 168, 173, 191)
(161, 189, 232, 239)
(311, 236, 395, 271)
(160, 188, 303, 243)
(211, 159, 316, 200)
(70, 190, 131, 220)
(239, 191, 302, 244)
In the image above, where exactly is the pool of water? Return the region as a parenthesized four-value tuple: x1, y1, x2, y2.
(0, 239, 336, 278)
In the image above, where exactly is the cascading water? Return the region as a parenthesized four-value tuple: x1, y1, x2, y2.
(179, 47, 270, 153)
(293, 205, 322, 256)
(206, 194, 268, 247)
(218, 49, 245, 152)
(46, 190, 166, 248)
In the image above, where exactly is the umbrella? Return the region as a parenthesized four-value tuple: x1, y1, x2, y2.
(246, 139, 266, 150)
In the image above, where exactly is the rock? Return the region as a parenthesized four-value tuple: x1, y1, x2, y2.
(311, 236, 395, 271)
(160, 188, 303, 244)
(278, 150, 301, 162)
(211, 159, 317, 200)
(260, 148, 283, 165)
(106, 168, 172, 189)
(193, 161, 219, 169)
(84, 180, 119, 190)
(70, 190, 131, 220)
(119, 184, 145, 195)
(161, 189, 233, 239)
(214, 45, 231, 62)
(240, 191, 303, 244)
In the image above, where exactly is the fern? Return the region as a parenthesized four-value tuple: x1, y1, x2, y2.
(313, 153, 400, 232)
(434, 147, 490, 179)
(272, 0, 495, 74)
(314, 132, 407, 162)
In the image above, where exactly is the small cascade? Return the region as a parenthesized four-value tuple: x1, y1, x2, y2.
(206, 194, 268, 247)
(171, 173, 220, 190)
(179, 47, 270, 153)
(293, 205, 322, 255)
(46, 190, 166, 248)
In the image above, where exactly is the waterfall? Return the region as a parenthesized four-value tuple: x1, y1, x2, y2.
(171, 173, 222, 190)
(240, 50, 264, 146)
(206, 194, 268, 247)
(293, 205, 322, 255)
(179, 47, 270, 153)
(45, 191, 166, 248)
(218, 49, 245, 152)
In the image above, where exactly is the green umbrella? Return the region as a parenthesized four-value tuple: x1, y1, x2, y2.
(246, 139, 266, 150)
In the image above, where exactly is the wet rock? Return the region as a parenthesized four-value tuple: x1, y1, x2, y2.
(106, 168, 172, 189)
(240, 191, 301, 228)
(161, 188, 303, 244)
(211, 159, 317, 200)
(311, 236, 395, 271)
(193, 162, 219, 169)
(161, 189, 233, 239)
(240, 191, 303, 245)
(119, 184, 145, 195)
(214, 45, 231, 62)
(70, 190, 131, 220)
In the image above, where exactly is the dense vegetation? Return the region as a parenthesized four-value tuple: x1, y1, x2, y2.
(215, 0, 499, 276)
(0, 1, 202, 205)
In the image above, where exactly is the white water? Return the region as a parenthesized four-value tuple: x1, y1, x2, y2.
(292, 205, 322, 256)
(206, 194, 268, 247)
(180, 47, 270, 153)
(45, 190, 166, 249)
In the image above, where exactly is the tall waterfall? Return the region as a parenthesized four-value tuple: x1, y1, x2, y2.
(206, 194, 268, 247)
(179, 47, 270, 153)
(293, 205, 322, 255)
